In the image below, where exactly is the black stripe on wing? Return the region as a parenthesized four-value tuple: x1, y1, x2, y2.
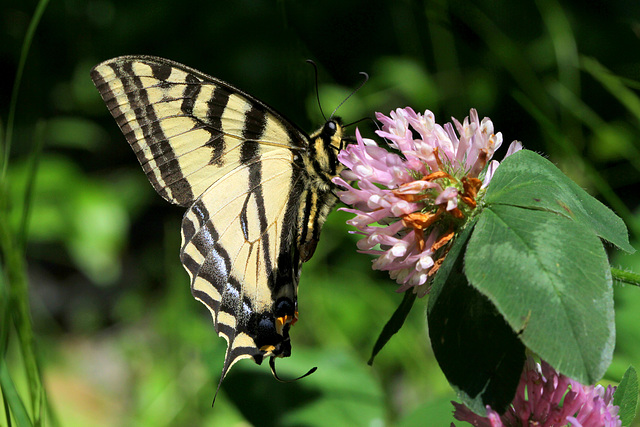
(91, 61, 197, 205)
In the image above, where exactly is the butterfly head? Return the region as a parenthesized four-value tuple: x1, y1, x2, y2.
(322, 118, 345, 152)
(305, 118, 346, 186)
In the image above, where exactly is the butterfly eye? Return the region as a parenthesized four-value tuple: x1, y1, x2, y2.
(321, 120, 338, 139)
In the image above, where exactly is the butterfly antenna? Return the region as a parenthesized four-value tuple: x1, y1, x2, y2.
(330, 71, 369, 120)
(306, 60, 327, 121)
(269, 356, 317, 383)
(334, 116, 374, 152)
(344, 116, 375, 129)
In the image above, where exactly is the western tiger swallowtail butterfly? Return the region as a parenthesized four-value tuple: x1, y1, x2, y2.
(90, 55, 348, 398)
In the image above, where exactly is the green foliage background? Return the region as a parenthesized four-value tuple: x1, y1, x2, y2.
(2, 0, 640, 425)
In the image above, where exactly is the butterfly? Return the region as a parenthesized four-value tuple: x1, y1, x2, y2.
(90, 55, 347, 398)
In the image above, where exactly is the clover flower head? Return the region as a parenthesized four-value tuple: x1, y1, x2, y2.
(452, 356, 621, 427)
(333, 107, 522, 295)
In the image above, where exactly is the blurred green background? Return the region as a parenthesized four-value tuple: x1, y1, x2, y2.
(2, 0, 640, 425)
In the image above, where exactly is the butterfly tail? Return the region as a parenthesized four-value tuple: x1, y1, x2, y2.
(211, 334, 262, 406)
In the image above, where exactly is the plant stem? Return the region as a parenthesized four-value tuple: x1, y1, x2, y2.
(611, 267, 640, 287)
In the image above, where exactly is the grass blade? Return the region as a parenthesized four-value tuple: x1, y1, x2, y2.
(18, 121, 46, 250)
(0, 357, 33, 427)
(1, 0, 50, 180)
(0, 0, 51, 425)
(582, 57, 640, 122)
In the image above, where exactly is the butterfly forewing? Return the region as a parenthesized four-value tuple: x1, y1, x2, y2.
(90, 55, 343, 393)
(90, 56, 308, 207)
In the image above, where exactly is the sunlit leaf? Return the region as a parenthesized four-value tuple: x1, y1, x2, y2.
(466, 204, 614, 384)
(486, 149, 634, 253)
(614, 366, 639, 426)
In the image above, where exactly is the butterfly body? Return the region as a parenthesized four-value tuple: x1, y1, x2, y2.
(90, 56, 344, 385)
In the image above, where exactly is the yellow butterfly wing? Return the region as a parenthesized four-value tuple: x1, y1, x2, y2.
(90, 56, 344, 394)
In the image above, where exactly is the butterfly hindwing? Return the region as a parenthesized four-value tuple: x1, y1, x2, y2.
(90, 55, 344, 393)
(181, 151, 307, 380)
